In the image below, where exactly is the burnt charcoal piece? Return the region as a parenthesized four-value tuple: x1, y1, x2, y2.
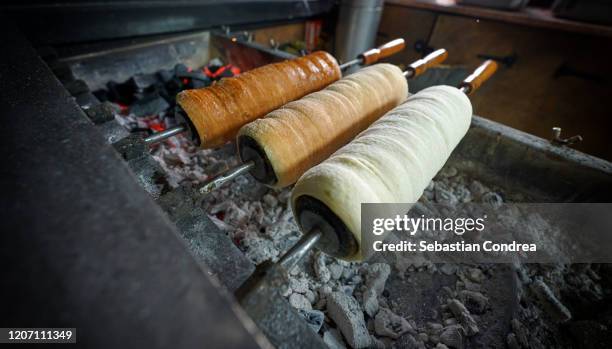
(65, 79, 90, 96)
(93, 89, 109, 102)
(174, 63, 190, 76)
(63, 78, 95, 108)
(203, 58, 240, 81)
(206, 65, 236, 80)
(182, 71, 211, 88)
(156, 67, 182, 100)
(85, 102, 117, 125)
(105, 80, 137, 105)
(190, 78, 209, 89)
(75, 92, 100, 110)
(157, 68, 175, 83)
(48, 61, 75, 83)
(176, 70, 210, 83)
(130, 92, 170, 117)
(130, 73, 159, 92)
(159, 78, 181, 102)
(175, 64, 211, 89)
(113, 133, 148, 161)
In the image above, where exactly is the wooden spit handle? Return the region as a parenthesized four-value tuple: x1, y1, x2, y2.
(360, 38, 406, 65)
(459, 59, 499, 95)
(407, 49, 448, 77)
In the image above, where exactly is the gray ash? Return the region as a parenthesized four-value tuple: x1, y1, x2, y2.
(100, 63, 609, 348)
(139, 122, 609, 348)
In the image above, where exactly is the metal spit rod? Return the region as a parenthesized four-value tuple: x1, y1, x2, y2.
(403, 48, 448, 79)
(143, 124, 187, 145)
(198, 161, 255, 194)
(234, 228, 323, 303)
(278, 229, 322, 271)
(338, 58, 362, 71)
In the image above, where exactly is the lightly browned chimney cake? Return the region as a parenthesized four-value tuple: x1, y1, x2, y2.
(237, 63, 408, 188)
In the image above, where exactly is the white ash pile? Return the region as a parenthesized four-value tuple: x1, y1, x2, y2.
(114, 111, 226, 187)
(148, 136, 231, 188)
(195, 163, 513, 348)
(391, 167, 610, 349)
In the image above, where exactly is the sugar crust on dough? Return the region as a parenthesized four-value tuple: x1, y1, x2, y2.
(177, 51, 340, 148)
(291, 85, 472, 260)
(238, 63, 408, 188)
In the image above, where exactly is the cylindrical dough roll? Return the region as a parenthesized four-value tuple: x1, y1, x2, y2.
(177, 51, 341, 148)
(291, 85, 472, 260)
(238, 63, 407, 188)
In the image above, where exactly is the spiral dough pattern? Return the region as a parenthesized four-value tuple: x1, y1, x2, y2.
(177, 51, 341, 148)
(291, 85, 472, 260)
(238, 63, 408, 188)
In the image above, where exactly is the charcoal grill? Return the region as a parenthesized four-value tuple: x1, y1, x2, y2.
(54, 26, 612, 348)
(3, 4, 612, 348)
